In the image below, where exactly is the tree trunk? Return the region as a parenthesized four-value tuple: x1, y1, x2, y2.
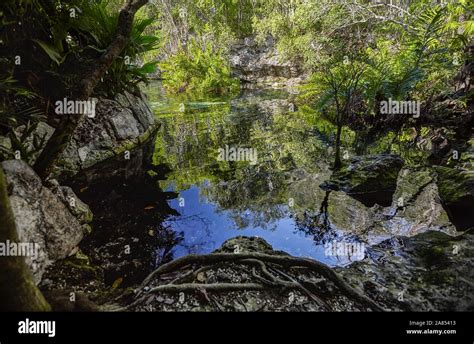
(0, 166, 50, 311)
(34, 0, 149, 180)
(333, 121, 343, 170)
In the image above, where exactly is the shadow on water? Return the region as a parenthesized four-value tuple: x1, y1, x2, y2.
(66, 137, 183, 287)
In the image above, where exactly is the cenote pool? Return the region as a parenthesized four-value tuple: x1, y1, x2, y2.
(73, 82, 448, 287)
(145, 83, 366, 266)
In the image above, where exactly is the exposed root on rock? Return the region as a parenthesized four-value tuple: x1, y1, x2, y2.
(119, 251, 385, 312)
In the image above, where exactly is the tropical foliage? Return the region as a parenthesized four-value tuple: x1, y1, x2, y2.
(146, 0, 255, 96)
(0, 0, 159, 159)
(253, 0, 472, 167)
(159, 39, 239, 97)
(1, 0, 158, 97)
(0, 0, 471, 168)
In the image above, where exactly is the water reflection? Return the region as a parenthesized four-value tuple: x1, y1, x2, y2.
(66, 83, 455, 286)
(148, 84, 363, 266)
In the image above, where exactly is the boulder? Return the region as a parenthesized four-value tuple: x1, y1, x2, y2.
(435, 166, 474, 230)
(110, 109, 140, 140)
(340, 230, 474, 311)
(215, 236, 281, 255)
(1, 160, 92, 283)
(320, 154, 404, 207)
(306, 166, 456, 246)
(53, 91, 159, 181)
(115, 91, 155, 132)
(367, 168, 456, 244)
(0, 92, 158, 181)
(0, 122, 54, 163)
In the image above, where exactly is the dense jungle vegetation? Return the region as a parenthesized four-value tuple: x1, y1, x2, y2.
(0, 0, 472, 313)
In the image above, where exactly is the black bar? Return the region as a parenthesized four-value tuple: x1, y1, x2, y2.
(0, 312, 472, 343)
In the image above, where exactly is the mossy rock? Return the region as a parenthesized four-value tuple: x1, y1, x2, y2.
(393, 168, 434, 206)
(435, 166, 474, 230)
(215, 236, 286, 255)
(321, 154, 404, 206)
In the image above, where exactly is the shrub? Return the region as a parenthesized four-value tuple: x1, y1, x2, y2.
(160, 39, 239, 97)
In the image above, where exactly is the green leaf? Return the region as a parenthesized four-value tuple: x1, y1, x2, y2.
(137, 61, 158, 74)
(32, 39, 64, 65)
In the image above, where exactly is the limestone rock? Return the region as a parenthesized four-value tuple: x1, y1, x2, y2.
(54, 91, 158, 181)
(435, 166, 474, 230)
(320, 154, 404, 207)
(2, 160, 92, 283)
(229, 36, 305, 90)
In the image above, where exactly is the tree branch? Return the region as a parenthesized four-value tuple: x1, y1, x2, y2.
(34, 0, 149, 180)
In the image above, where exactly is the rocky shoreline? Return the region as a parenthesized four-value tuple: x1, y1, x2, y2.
(1, 91, 159, 286)
(30, 151, 474, 311)
(2, 88, 473, 312)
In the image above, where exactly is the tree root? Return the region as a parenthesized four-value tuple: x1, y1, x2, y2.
(138, 252, 385, 311)
(149, 282, 293, 293)
(244, 258, 332, 310)
(270, 266, 332, 311)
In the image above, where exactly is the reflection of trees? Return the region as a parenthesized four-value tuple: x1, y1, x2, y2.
(150, 89, 435, 251)
(294, 191, 339, 245)
(153, 227, 184, 266)
(162, 214, 214, 256)
(227, 205, 287, 230)
(154, 93, 331, 229)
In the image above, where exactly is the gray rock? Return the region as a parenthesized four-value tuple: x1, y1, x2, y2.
(80, 147, 115, 170)
(392, 168, 434, 206)
(320, 154, 404, 207)
(215, 236, 279, 254)
(78, 146, 90, 163)
(313, 167, 456, 247)
(124, 91, 155, 132)
(2, 160, 92, 283)
(52, 185, 93, 233)
(229, 36, 305, 90)
(12, 122, 55, 164)
(114, 93, 131, 108)
(54, 91, 158, 180)
(435, 166, 474, 230)
(110, 109, 140, 140)
(340, 230, 474, 311)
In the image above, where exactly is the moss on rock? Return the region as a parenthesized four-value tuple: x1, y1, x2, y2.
(321, 154, 404, 206)
(435, 166, 474, 230)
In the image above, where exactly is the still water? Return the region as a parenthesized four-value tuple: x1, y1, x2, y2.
(145, 83, 364, 266)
